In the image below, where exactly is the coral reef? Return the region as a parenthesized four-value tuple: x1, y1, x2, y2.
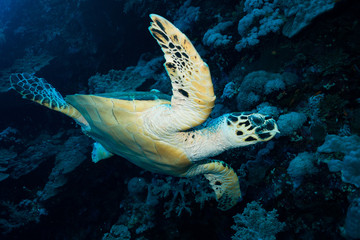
(231, 201, 286, 240)
(0, 149, 16, 182)
(37, 135, 91, 201)
(0, 53, 54, 92)
(88, 55, 167, 94)
(277, 112, 307, 137)
(344, 198, 360, 239)
(0, 199, 47, 234)
(173, 0, 200, 32)
(318, 134, 360, 187)
(235, 70, 297, 110)
(287, 152, 318, 188)
(235, 0, 336, 51)
(0, 0, 359, 239)
(203, 21, 233, 48)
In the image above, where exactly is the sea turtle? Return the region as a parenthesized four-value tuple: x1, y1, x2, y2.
(9, 14, 279, 210)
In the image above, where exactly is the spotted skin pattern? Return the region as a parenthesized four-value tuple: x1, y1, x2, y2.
(149, 14, 216, 131)
(10, 73, 87, 126)
(226, 112, 278, 143)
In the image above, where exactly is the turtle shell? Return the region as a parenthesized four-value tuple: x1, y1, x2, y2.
(92, 91, 171, 101)
(65, 91, 192, 175)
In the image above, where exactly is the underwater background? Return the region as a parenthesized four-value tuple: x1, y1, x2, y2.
(1, 0, 360, 239)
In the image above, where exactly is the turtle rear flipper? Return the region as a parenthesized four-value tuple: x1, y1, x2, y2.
(10, 73, 88, 126)
(183, 160, 241, 211)
(92, 142, 114, 163)
(10, 72, 70, 110)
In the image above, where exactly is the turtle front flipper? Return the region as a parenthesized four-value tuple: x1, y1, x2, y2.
(10, 73, 88, 126)
(148, 14, 216, 131)
(182, 160, 241, 211)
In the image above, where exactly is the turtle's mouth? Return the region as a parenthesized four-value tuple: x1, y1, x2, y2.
(254, 119, 279, 140)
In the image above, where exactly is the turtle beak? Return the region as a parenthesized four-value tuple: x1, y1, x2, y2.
(273, 124, 280, 135)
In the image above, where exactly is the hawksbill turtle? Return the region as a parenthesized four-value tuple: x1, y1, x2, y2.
(9, 14, 279, 210)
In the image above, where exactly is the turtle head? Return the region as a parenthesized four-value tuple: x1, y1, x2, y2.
(223, 112, 279, 147)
